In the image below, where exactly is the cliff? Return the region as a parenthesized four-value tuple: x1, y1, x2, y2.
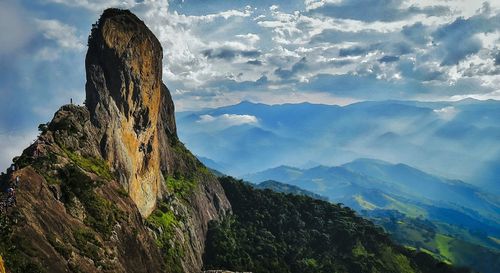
(0, 9, 230, 273)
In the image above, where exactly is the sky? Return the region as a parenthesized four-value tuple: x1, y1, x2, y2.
(1, 0, 500, 169)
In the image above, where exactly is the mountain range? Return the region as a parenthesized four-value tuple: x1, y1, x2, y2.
(178, 99, 500, 193)
(243, 159, 500, 273)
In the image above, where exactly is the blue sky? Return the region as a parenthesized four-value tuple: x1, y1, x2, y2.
(1, 0, 500, 168)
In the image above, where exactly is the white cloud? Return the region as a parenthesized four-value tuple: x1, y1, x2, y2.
(236, 33, 261, 45)
(0, 2, 35, 55)
(46, 0, 137, 12)
(433, 106, 458, 120)
(304, 0, 341, 11)
(0, 130, 38, 170)
(196, 113, 259, 129)
(36, 19, 85, 51)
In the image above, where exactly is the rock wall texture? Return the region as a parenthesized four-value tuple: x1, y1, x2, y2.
(85, 8, 165, 217)
(0, 8, 230, 273)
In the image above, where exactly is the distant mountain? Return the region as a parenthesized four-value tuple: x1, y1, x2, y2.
(244, 166, 500, 273)
(204, 176, 471, 273)
(197, 156, 230, 174)
(246, 159, 500, 227)
(243, 159, 500, 248)
(177, 100, 500, 192)
(255, 180, 329, 201)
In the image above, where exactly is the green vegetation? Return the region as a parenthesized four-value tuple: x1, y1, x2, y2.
(0, 214, 46, 273)
(47, 236, 71, 259)
(60, 165, 123, 236)
(366, 209, 500, 273)
(15, 152, 60, 185)
(147, 201, 184, 273)
(64, 149, 113, 180)
(203, 176, 472, 273)
(73, 228, 102, 262)
(165, 176, 196, 199)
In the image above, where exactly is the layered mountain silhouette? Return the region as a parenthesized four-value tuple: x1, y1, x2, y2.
(0, 8, 481, 273)
(178, 100, 500, 193)
(244, 159, 500, 273)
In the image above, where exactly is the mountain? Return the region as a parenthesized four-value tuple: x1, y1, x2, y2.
(243, 160, 500, 272)
(244, 159, 500, 231)
(0, 8, 480, 273)
(0, 9, 230, 273)
(204, 176, 472, 273)
(177, 100, 500, 192)
(255, 180, 329, 201)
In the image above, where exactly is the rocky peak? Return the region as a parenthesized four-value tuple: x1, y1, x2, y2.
(1, 9, 230, 273)
(85, 9, 169, 216)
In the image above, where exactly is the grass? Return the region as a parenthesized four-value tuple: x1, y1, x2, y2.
(382, 194, 427, 218)
(64, 149, 113, 180)
(60, 165, 124, 237)
(165, 176, 197, 199)
(380, 247, 416, 273)
(73, 228, 102, 262)
(147, 201, 185, 273)
(488, 236, 500, 245)
(435, 234, 454, 261)
(354, 195, 377, 210)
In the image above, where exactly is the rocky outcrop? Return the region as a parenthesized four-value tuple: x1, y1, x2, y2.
(85, 9, 165, 217)
(0, 8, 230, 273)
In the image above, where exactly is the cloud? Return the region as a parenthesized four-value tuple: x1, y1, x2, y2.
(339, 44, 377, 57)
(274, 57, 307, 79)
(236, 33, 261, 45)
(197, 113, 259, 129)
(0, 2, 35, 55)
(35, 19, 85, 51)
(202, 48, 261, 60)
(433, 106, 458, 120)
(433, 11, 500, 66)
(247, 60, 263, 65)
(402, 22, 430, 45)
(379, 56, 400, 63)
(45, 0, 137, 12)
(397, 60, 445, 82)
(307, 0, 449, 22)
(0, 130, 37, 170)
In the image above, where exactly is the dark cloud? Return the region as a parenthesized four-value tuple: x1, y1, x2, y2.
(329, 59, 353, 67)
(205, 75, 269, 92)
(433, 13, 500, 66)
(202, 47, 261, 60)
(301, 71, 490, 99)
(302, 73, 415, 99)
(495, 52, 500, 66)
(311, 29, 389, 44)
(402, 22, 430, 45)
(433, 17, 482, 66)
(397, 60, 444, 82)
(247, 59, 262, 66)
(339, 43, 381, 57)
(274, 57, 307, 79)
(379, 55, 399, 63)
(339, 46, 370, 57)
(392, 42, 413, 55)
(308, 0, 449, 22)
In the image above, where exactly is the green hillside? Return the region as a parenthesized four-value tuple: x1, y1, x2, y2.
(203, 176, 472, 273)
(366, 210, 500, 273)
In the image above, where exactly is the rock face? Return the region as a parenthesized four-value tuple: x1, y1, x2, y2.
(86, 9, 165, 216)
(0, 8, 230, 273)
